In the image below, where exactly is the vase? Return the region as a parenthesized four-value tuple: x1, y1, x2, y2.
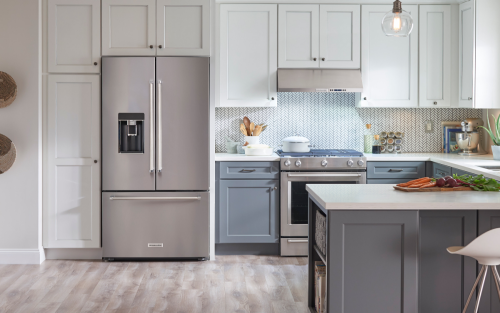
(492, 146, 500, 160)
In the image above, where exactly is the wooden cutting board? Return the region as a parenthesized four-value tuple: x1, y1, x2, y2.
(394, 186, 472, 192)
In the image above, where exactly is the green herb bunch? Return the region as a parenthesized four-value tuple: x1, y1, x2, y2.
(453, 174, 500, 192)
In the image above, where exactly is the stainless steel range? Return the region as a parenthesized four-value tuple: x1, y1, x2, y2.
(279, 149, 367, 256)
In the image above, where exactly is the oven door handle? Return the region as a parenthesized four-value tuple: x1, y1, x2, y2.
(287, 173, 362, 177)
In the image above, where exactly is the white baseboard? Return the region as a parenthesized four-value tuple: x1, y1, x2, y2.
(44, 248, 102, 260)
(0, 249, 42, 264)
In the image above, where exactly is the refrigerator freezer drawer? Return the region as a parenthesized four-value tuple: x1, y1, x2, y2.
(102, 192, 209, 259)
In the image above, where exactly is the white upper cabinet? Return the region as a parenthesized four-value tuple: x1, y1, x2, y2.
(102, 0, 156, 56)
(278, 5, 319, 68)
(278, 4, 360, 69)
(458, 1, 474, 108)
(156, 0, 210, 56)
(359, 5, 419, 108)
(319, 5, 360, 68)
(48, 0, 100, 73)
(219, 4, 277, 107)
(45, 75, 101, 248)
(419, 5, 451, 107)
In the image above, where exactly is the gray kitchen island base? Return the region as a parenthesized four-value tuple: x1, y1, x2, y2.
(306, 184, 500, 313)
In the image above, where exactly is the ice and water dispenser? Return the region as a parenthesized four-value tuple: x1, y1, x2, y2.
(118, 113, 144, 153)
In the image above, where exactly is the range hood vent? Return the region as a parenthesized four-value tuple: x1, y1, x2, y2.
(278, 69, 363, 93)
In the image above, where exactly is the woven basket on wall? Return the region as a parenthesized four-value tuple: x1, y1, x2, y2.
(0, 134, 16, 174)
(0, 71, 17, 108)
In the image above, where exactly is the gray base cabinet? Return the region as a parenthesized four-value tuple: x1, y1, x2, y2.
(367, 161, 425, 184)
(419, 211, 477, 313)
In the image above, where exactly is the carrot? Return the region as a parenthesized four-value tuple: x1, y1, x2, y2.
(402, 178, 431, 187)
(408, 183, 427, 188)
(398, 177, 430, 187)
(419, 182, 437, 189)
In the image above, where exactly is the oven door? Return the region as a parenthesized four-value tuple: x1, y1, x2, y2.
(280, 172, 366, 237)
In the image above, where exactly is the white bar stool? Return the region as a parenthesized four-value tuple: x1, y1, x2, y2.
(448, 228, 500, 313)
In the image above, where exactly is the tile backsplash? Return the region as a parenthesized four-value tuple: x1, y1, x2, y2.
(215, 93, 483, 153)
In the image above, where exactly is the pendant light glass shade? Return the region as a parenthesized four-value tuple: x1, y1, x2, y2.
(381, 0, 414, 37)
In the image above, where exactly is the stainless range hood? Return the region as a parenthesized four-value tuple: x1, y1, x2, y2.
(278, 69, 363, 93)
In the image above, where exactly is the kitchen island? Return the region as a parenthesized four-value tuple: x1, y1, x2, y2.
(306, 184, 500, 313)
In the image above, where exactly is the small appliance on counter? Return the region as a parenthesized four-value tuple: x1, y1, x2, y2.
(457, 118, 485, 156)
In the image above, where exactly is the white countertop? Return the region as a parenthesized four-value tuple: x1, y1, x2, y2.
(215, 152, 500, 180)
(306, 184, 500, 210)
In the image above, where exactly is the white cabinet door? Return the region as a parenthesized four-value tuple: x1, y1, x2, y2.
(219, 4, 277, 107)
(48, 0, 100, 73)
(359, 5, 418, 108)
(102, 0, 156, 56)
(157, 0, 210, 56)
(458, 1, 474, 108)
(419, 5, 451, 107)
(278, 5, 319, 68)
(319, 5, 360, 69)
(45, 75, 100, 248)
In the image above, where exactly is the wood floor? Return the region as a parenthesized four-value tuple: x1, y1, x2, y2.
(0, 256, 309, 313)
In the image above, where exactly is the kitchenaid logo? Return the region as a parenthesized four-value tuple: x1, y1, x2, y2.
(148, 243, 163, 247)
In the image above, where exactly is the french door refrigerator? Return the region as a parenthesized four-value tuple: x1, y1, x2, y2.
(101, 57, 210, 260)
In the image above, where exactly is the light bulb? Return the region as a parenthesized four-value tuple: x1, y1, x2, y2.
(392, 13, 402, 32)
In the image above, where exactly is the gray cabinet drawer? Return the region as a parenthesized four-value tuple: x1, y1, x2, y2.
(432, 163, 452, 178)
(367, 162, 426, 179)
(281, 238, 308, 256)
(219, 161, 279, 180)
(367, 178, 412, 185)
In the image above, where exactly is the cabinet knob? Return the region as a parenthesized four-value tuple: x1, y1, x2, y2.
(364, 97, 367, 100)
(94, 160, 98, 163)
(313, 58, 317, 61)
(433, 101, 438, 105)
(274, 186, 278, 190)
(271, 97, 275, 100)
(94, 62, 98, 66)
(150, 45, 153, 49)
(159, 45, 163, 49)
(322, 58, 325, 61)
(468, 97, 473, 101)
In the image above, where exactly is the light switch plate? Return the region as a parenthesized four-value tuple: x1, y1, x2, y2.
(424, 120, 434, 133)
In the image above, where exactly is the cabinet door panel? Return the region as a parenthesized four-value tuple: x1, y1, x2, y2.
(419, 211, 477, 313)
(319, 5, 360, 69)
(459, 1, 474, 108)
(419, 5, 451, 107)
(219, 180, 278, 243)
(478, 211, 500, 313)
(102, 0, 156, 56)
(219, 4, 277, 107)
(157, 0, 209, 56)
(48, 0, 100, 73)
(360, 5, 418, 108)
(432, 163, 452, 178)
(45, 75, 100, 248)
(278, 5, 319, 68)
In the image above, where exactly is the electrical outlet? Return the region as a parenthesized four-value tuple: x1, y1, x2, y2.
(424, 120, 434, 133)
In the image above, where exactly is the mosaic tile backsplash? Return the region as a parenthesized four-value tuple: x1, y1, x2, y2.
(215, 93, 483, 153)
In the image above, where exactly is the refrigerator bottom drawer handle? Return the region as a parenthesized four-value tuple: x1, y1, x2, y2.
(109, 196, 201, 201)
(287, 239, 308, 243)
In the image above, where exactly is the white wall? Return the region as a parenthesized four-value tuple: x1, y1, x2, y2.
(0, 0, 41, 264)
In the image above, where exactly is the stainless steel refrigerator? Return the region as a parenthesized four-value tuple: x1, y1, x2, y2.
(101, 57, 210, 260)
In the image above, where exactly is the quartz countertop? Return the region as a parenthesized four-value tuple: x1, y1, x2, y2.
(306, 184, 500, 210)
(214, 153, 280, 162)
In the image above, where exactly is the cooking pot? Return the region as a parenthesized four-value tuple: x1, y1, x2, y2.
(282, 135, 311, 153)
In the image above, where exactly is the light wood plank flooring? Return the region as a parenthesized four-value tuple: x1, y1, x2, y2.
(0, 256, 309, 313)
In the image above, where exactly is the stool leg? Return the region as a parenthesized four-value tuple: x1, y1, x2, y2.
(491, 266, 500, 301)
(463, 266, 486, 313)
(474, 266, 489, 313)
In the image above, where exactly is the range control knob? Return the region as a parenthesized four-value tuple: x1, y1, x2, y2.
(321, 160, 328, 167)
(347, 160, 354, 167)
(295, 160, 302, 167)
(284, 160, 291, 167)
(357, 160, 365, 166)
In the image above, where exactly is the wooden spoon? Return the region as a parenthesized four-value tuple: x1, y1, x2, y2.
(243, 117, 251, 135)
(253, 125, 262, 136)
(249, 122, 255, 136)
(239, 124, 247, 136)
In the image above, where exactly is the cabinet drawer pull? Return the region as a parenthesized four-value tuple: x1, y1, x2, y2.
(240, 169, 256, 173)
(388, 169, 404, 172)
(287, 239, 308, 243)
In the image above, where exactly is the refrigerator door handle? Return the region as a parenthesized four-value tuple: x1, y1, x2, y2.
(157, 80, 162, 173)
(149, 80, 155, 173)
(109, 196, 201, 201)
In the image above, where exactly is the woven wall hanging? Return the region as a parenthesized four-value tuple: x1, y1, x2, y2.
(0, 71, 17, 108)
(0, 134, 16, 174)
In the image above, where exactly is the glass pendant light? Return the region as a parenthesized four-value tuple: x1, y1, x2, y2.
(381, 0, 414, 37)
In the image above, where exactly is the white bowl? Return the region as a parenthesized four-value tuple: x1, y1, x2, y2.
(244, 147, 273, 156)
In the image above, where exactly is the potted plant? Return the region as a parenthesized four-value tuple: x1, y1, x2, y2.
(479, 111, 500, 160)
